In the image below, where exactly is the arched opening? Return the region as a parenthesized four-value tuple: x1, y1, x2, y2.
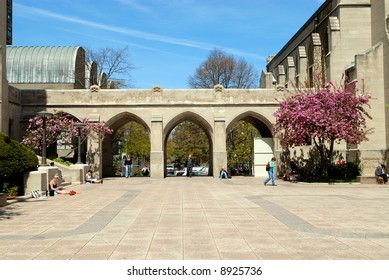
(102, 112, 150, 177)
(226, 111, 273, 176)
(164, 112, 213, 177)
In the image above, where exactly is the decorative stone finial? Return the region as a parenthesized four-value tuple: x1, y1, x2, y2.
(214, 84, 223, 92)
(152, 85, 163, 93)
(276, 85, 284, 91)
(90, 85, 100, 93)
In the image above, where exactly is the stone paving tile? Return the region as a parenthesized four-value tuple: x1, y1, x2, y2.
(184, 250, 220, 260)
(286, 250, 333, 260)
(34, 253, 75, 260)
(1, 177, 389, 260)
(324, 249, 370, 260)
(146, 251, 183, 260)
(219, 251, 258, 260)
(254, 250, 294, 260)
(109, 251, 148, 260)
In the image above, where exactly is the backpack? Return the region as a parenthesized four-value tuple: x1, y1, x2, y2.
(265, 162, 270, 171)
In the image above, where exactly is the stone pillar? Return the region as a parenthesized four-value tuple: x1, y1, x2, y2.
(87, 137, 101, 177)
(277, 65, 286, 87)
(150, 115, 164, 178)
(24, 171, 46, 195)
(0, 1, 9, 134)
(297, 46, 307, 85)
(286, 56, 295, 87)
(213, 116, 227, 178)
(311, 33, 323, 79)
(37, 166, 60, 193)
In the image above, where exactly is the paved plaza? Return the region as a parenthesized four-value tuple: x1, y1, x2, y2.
(0, 176, 389, 260)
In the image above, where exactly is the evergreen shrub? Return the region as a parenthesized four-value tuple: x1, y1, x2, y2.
(0, 132, 38, 195)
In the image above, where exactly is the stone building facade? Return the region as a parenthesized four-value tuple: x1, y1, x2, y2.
(261, 0, 389, 175)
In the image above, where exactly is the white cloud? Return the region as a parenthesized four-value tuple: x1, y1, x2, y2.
(14, 3, 264, 60)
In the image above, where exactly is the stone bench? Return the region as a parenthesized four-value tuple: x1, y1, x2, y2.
(357, 176, 384, 184)
(0, 193, 7, 207)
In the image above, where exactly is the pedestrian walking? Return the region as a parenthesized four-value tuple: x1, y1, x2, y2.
(264, 157, 277, 186)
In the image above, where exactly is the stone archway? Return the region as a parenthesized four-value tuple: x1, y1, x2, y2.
(101, 112, 150, 177)
(164, 111, 214, 177)
(226, 111, 274, 176)
(227, 111, 273, 137)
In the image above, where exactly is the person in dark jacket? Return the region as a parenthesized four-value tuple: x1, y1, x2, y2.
(375, 164, 388, 184)
(186, 154, 193, 178)
(125, 155, 132, 178)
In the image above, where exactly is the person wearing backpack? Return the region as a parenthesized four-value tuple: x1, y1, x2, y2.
(264, 157, 277, 186)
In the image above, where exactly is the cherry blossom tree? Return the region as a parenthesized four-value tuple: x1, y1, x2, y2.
(273, 76, 372, 178)
(22, 111, 113, 160)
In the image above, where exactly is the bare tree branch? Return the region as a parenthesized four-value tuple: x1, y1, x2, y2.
(84, 46, 134, 89)
(188, 48, 258, 89)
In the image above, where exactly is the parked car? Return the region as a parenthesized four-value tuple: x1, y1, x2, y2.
(175, 167, 186, 176)
(175, 166, 208, 176)
(192, 166, 209, 176)
(166, 164, 174, 175)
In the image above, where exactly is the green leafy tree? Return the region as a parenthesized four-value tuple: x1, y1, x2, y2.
(116, 122, 150, 166)
(168, 121, 209, 167)
(227, 121, 260, 173)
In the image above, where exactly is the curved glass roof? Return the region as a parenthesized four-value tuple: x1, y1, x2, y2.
(6, 46, 83, 84)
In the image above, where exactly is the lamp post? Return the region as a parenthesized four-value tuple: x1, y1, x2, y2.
(37, 111, 53, 166)
(75, 122, 86, 164)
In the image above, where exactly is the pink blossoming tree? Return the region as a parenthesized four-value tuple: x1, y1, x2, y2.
(273, 76, 372, 178)
(22, 111, 113, 160)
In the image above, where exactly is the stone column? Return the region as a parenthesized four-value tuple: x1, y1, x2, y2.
(297, 46, 307, 84)
(277, 65, 286, 87)
(87, 137, 101, 177)
(311, 33, 323, 79)
(150, 115, 164, 178)
(213, 116, 227, 178)
(0, 1, 9, 134)
(287, 56, 295, 86)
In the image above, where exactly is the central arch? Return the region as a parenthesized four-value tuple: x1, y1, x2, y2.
(164, 111, 214, 177)
(102, 112, 150, 177)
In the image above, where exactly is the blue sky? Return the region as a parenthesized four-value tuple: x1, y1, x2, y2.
(12, 0, 325, 89)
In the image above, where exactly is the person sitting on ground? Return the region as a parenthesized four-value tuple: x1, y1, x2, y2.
(283, 166, 292, 181)
(375, 164, 388, 184)
(283, 161, 298, 181)
(49, 174, 76, 195)
(85, 170, 103, 184)
(141, 165, 149, 176)
(219, 166, 228, 179)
